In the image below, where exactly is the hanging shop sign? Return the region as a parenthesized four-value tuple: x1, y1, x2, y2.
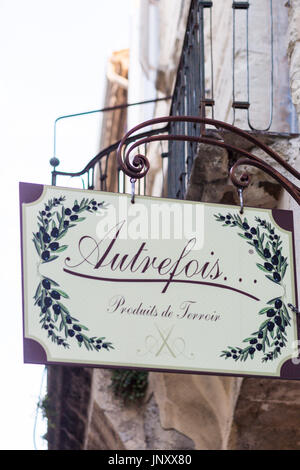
(20, 182, 299, 379)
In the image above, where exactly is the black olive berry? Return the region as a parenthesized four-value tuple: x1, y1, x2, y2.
(263, 249, 271, 258)
(275, 299, 282, 310)
(49, 242, 59, 251)
(68, 329, 75, 337)
(64, 220, 69, 227)
(250, 227, 257, 235)
(256, 343, 263, 351)
(242, 222, 249, 230)
(274, 316, 282, 325)
(258, 332, 264, 339)
(51, 227, 59, 238)
(70, 215, 78, 221)
(273, 272, 281, 282)
(44, 297, 52, 308)
(271, 255, 279, 266)
(226, 352, 232, 357)
(267, 322, 274, 331)
(65, 208, 72, 216)
(42, 279, 51, 290)
(92, 206, 97, 211)
(245, 232, 252, 239)
(267, 309, 275, 317)
(76, 334, 83, 342)
(72, 205, 80, 212)
(73, 325, 81, 332)
(50, 290, 61, 300)
(250, 338, 257, 344)
(253, 240, 259, 246)
(96, 345, 102, 350)
(53, 304, 61, 315)
(249, 347, 255, 355)
(225, 220, 231, 225)
(264, 262, 273, 271)
(220, 216, 225, 221)
(92, 201, 97, 206)
(43, 233, 51, 244)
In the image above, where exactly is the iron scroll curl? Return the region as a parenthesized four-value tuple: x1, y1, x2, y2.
(116, 115, 300, 206)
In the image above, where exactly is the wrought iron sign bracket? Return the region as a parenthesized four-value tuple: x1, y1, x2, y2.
(116, 115, 300, 206)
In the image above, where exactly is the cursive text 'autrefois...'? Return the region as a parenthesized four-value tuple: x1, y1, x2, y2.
(63, 221, 223, 294)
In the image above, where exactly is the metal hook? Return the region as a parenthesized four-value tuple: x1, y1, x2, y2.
(238, 187, 244, 214)
(130, 178, 136, 204)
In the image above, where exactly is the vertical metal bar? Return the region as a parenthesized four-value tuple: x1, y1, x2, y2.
(209, 5, 215, 119)
(232, 5, 236, 125)
(247, 0, 274, 131)
(144, 143, 147, 195)
(117, 168, 121, 193)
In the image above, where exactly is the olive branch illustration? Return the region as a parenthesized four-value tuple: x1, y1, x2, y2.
(214, 212, 293, 363)
(32, 195, 114, 352)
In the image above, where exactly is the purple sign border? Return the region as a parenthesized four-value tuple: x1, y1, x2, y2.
(19, 182, 300, 380)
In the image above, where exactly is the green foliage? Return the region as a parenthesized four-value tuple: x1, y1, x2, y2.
(37, 393, 56, 441)
(110, 369, 148, 404)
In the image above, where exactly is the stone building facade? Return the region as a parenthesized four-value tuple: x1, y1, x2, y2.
(47, 0, 300, 450)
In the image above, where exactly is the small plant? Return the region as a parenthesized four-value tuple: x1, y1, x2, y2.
(37, 393, 56, 442)
(110, 369, 148, 404)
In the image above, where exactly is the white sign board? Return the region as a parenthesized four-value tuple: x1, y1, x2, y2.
(20, 182, 299, 379)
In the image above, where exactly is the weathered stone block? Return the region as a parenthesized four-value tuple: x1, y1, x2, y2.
(192, 143, 229, 184)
